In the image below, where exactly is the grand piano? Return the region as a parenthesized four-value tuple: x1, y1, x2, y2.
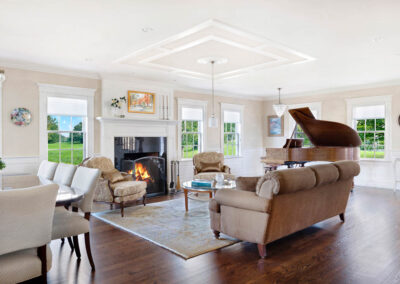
(261, 107, 361, 170)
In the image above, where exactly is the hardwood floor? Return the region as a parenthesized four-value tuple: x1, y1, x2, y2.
(31, 187, 400, 284)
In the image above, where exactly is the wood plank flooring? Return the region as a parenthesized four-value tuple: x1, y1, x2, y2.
(30, 187, 400, 284)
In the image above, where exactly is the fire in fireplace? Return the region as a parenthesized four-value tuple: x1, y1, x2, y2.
(114, 137, 167, 196)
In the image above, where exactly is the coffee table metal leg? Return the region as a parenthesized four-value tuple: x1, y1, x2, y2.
(184, 188, 188, 211)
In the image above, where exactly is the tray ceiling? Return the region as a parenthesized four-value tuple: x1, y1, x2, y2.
(117, 20, 314, 80)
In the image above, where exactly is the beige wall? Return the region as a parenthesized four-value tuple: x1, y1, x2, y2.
(174, 90, 264, 152)
(1, 67, 102, 157)
(263, 85, 400, 152)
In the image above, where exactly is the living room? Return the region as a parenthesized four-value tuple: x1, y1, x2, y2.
(0, 1, 399, 283)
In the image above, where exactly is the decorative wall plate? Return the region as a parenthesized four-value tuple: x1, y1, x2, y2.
(10, 107, 32, 126)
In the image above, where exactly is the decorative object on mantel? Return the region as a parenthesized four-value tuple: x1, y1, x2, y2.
(272, 87, 287, 117)
(159, 94, 169, 120)
(268, 115, 284, 137)
(127, 90, 155, 114)
(110, 96, 127, 118)
(10, 107, 32, 126)
(197, 57, 228, 128)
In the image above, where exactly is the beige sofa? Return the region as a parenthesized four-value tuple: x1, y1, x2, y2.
(209, 161, 360, 258)
(193, 152, 235, 180)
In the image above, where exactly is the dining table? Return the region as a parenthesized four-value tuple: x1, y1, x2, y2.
(0, 174, 83, 206)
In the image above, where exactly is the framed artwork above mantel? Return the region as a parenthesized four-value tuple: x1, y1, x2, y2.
(268, 115, 284, 137)
(127, 90, 155, 114)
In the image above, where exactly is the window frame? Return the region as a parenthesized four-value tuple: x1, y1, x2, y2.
(220, 103, 244, 158)
(39, 84, 95, 163)
(177, 98, 207, 161)
(346, 95, 392, 161)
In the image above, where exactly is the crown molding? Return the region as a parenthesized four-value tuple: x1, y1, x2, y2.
(0, 58, 100, 80)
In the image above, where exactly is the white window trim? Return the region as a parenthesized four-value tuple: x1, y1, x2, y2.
(38, 83, 95, 163)
(0, 73, 5, 157)
(286, 102, 322, 137)
(220, 103, 244, 158)
(177, 98, 207, 161)
(346, 95, 392, 161)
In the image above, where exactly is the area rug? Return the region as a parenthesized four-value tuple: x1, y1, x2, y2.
(92, 198, 239, 259)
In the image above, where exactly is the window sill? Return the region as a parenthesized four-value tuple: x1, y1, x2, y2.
(224, 156, 243, 159)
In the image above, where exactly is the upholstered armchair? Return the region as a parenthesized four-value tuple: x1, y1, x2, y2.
(193, 152, 235, 180)
(82, 157, 147, 217)
(209, 161, 360, 258)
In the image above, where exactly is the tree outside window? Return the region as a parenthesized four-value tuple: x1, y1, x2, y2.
(356, 118, 385, 159)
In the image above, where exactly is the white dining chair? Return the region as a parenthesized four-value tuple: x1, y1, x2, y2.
(52, 166, 100, 270)
(394, 158, 400, 192)
(37, 160, 58, 180)
(0, 184, 59, 284)
(53, 163, 77, 186)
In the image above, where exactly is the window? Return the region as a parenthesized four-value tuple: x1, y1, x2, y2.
(47, 97, 87, 165)
(178, 99, 207, 159)
(293, 124, 312, 147)
(221, 104, 243, 157)
(346, 95, 392, 160)
(353, 105, 385, 159)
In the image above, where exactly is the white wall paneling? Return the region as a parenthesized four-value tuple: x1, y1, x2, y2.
(0, 72, 4, 157)
(1, 156, 40, 175)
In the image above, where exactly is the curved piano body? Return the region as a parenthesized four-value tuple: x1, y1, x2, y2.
(262, 107, 361, 168)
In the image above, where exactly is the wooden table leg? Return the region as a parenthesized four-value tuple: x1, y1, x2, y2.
(184, 188, 188, 212)
(209, 191, 213, 199)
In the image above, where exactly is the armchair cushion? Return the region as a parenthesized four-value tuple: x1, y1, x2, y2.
(215, 188, 271, 213)
(102, 169, 124, 183)
(84, 156, 114, 172)
(199, 161, 222, 172)
(110, 180, 147, 197)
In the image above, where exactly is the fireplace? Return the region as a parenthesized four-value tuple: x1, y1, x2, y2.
(114, 137, 167, 196)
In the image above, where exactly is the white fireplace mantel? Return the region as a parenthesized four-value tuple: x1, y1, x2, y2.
(96, 116, 178, 188)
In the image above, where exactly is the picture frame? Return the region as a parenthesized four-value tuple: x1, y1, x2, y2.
(268, 115, 284, 137)
(127, 90, 155, 114)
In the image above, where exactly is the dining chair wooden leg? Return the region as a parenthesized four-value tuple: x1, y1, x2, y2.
(67, 237, 74, 251)
(84, 232, 95, 270)
(143, 195, 146, 206)
(73, 236, 81, 259)
(61, 238, 65, 244)
(37, 245, 47, 283)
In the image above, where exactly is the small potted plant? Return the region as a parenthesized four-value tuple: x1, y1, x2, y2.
(110, 96, 127, 118)
(0, 158, 6, 171)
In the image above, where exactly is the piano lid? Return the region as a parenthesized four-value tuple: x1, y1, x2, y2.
(288, 107, 362, 147)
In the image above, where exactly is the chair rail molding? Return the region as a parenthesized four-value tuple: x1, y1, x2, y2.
(0, 72, 5, 157)
(38, 83, 96, 162)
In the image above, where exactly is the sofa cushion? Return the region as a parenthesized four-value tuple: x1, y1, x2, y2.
(256, 167, 316, 195)
(333, 161, 360, 180)
(309, 163, 339, 186)
(102, 169, 124, 183)
(110, 180, 147, 197)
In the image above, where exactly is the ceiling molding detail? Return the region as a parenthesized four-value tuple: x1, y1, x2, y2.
(116, 19, 315, 80)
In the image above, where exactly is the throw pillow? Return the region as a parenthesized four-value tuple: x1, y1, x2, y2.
(199, 161, 222, 172)
(102, 169, 124, 183)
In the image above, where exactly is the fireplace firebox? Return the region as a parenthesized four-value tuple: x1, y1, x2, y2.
(114, 137, 167, 196)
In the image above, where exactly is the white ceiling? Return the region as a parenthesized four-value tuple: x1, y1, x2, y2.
(1, 0, 400, 98)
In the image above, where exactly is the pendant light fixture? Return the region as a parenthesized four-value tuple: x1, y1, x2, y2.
(272, 87, 287, 117)
(197, 57, 227, 128)
(208, 60, 218, 128)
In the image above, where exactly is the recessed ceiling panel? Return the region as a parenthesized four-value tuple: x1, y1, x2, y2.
(117, 19, 314, 80)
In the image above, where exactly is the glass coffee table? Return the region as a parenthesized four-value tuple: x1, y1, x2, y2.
(182, 180, 236, 212)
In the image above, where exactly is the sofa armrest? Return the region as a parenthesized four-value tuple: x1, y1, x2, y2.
(215, 188, 270, 213)
(235, 176, 260, 192)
